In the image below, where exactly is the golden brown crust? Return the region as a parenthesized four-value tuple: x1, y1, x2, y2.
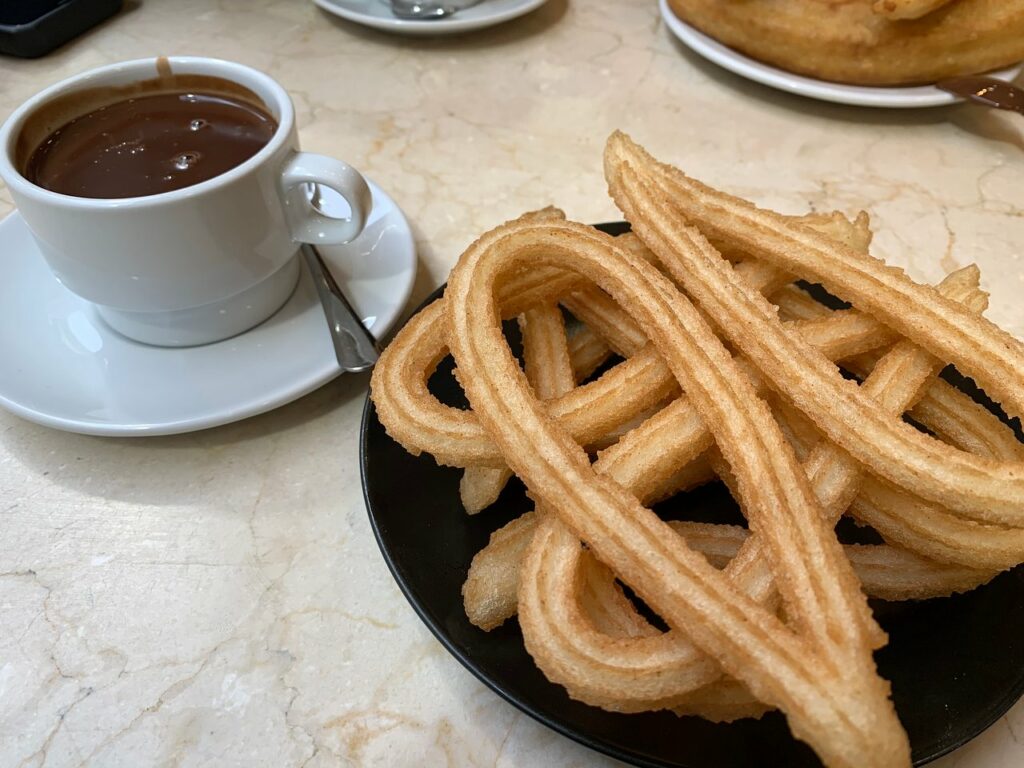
(369, 133, 1024, 766)
(605, 133, 1024, 523)
(666, 0, 1024, 85)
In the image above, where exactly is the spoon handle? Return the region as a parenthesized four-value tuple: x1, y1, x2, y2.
(302, 243, 380, 374)
(937, 76, 1024, 115)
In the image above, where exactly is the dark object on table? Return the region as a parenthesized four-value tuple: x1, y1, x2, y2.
(938, 76, 1024, 116)
(0, 0, 122, 58)
(360, 221, 1024, 768)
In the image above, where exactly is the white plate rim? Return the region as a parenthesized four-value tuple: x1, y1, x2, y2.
(312, 0, 548, 35)
(659, 0, 1023, 108)
(0, 179, 417, 437)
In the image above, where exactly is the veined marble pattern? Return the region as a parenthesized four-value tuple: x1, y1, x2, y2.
(1, 0, 1023, 765)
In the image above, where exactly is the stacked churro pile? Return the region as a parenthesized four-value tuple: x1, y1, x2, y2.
(667, 0, 1024, 85)
(370, 134, 1024, 768)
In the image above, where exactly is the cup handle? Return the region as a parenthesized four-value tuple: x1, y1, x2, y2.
(279, 151, 372, 245)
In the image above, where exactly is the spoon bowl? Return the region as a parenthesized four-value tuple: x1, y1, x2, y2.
(389, 0, 483, 19)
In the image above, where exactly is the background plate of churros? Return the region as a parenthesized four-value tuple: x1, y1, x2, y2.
(658, 0, 1024, 108)
(362, 135, 1024, 768)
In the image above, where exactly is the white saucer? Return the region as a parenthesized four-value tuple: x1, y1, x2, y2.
(313, 0, 547, 35)
(0, 179, 416, 437)
(659, 0, 1023, 108)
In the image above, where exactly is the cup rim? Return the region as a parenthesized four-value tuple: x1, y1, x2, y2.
(0, 56, 295, 209)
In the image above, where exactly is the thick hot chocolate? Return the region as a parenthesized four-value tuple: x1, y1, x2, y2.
(24, 90, 276, 199)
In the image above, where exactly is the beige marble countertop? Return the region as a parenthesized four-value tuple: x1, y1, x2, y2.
(2, 0, 1023, 765)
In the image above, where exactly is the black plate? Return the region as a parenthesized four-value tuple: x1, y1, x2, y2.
(360, 222, 1024, 767)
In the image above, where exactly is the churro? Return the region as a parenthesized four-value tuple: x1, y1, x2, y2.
(667, 0, 1024, 86)
(368, 135, 1024, 767)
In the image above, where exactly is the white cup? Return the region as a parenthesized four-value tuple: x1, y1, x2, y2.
(0, 56, 373, 347)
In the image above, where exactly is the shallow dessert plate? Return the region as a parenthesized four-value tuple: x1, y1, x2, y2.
(312, 0, 547, 36)
(361, 222, 1024, 767)
(0, 179, 416, 436)
(659, 0, 1023, 108)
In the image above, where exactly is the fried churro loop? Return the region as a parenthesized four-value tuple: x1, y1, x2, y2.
(369, 135, 1024, 767)
(512, 264, 989, 721)
(606, 132, 1024, 525)
(442, 219, 907, 767)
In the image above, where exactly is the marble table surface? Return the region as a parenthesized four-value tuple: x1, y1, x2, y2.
(2, 0, 1023, 765)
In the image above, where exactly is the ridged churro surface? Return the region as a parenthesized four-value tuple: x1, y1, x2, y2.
(369, 134, 1024, 767)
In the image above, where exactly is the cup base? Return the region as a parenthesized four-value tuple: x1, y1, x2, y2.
(95, 254, 301, 347)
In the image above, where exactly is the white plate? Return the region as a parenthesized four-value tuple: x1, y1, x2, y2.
(0, 179, 416, 437)
(313, 0, 547, 35)
(659, 0, 1023, 108)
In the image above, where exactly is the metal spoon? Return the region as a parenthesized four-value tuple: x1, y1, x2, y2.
(937, 76, 1024, 115)
(389, 0, 484, 20)
(301, 243, 380, 374)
